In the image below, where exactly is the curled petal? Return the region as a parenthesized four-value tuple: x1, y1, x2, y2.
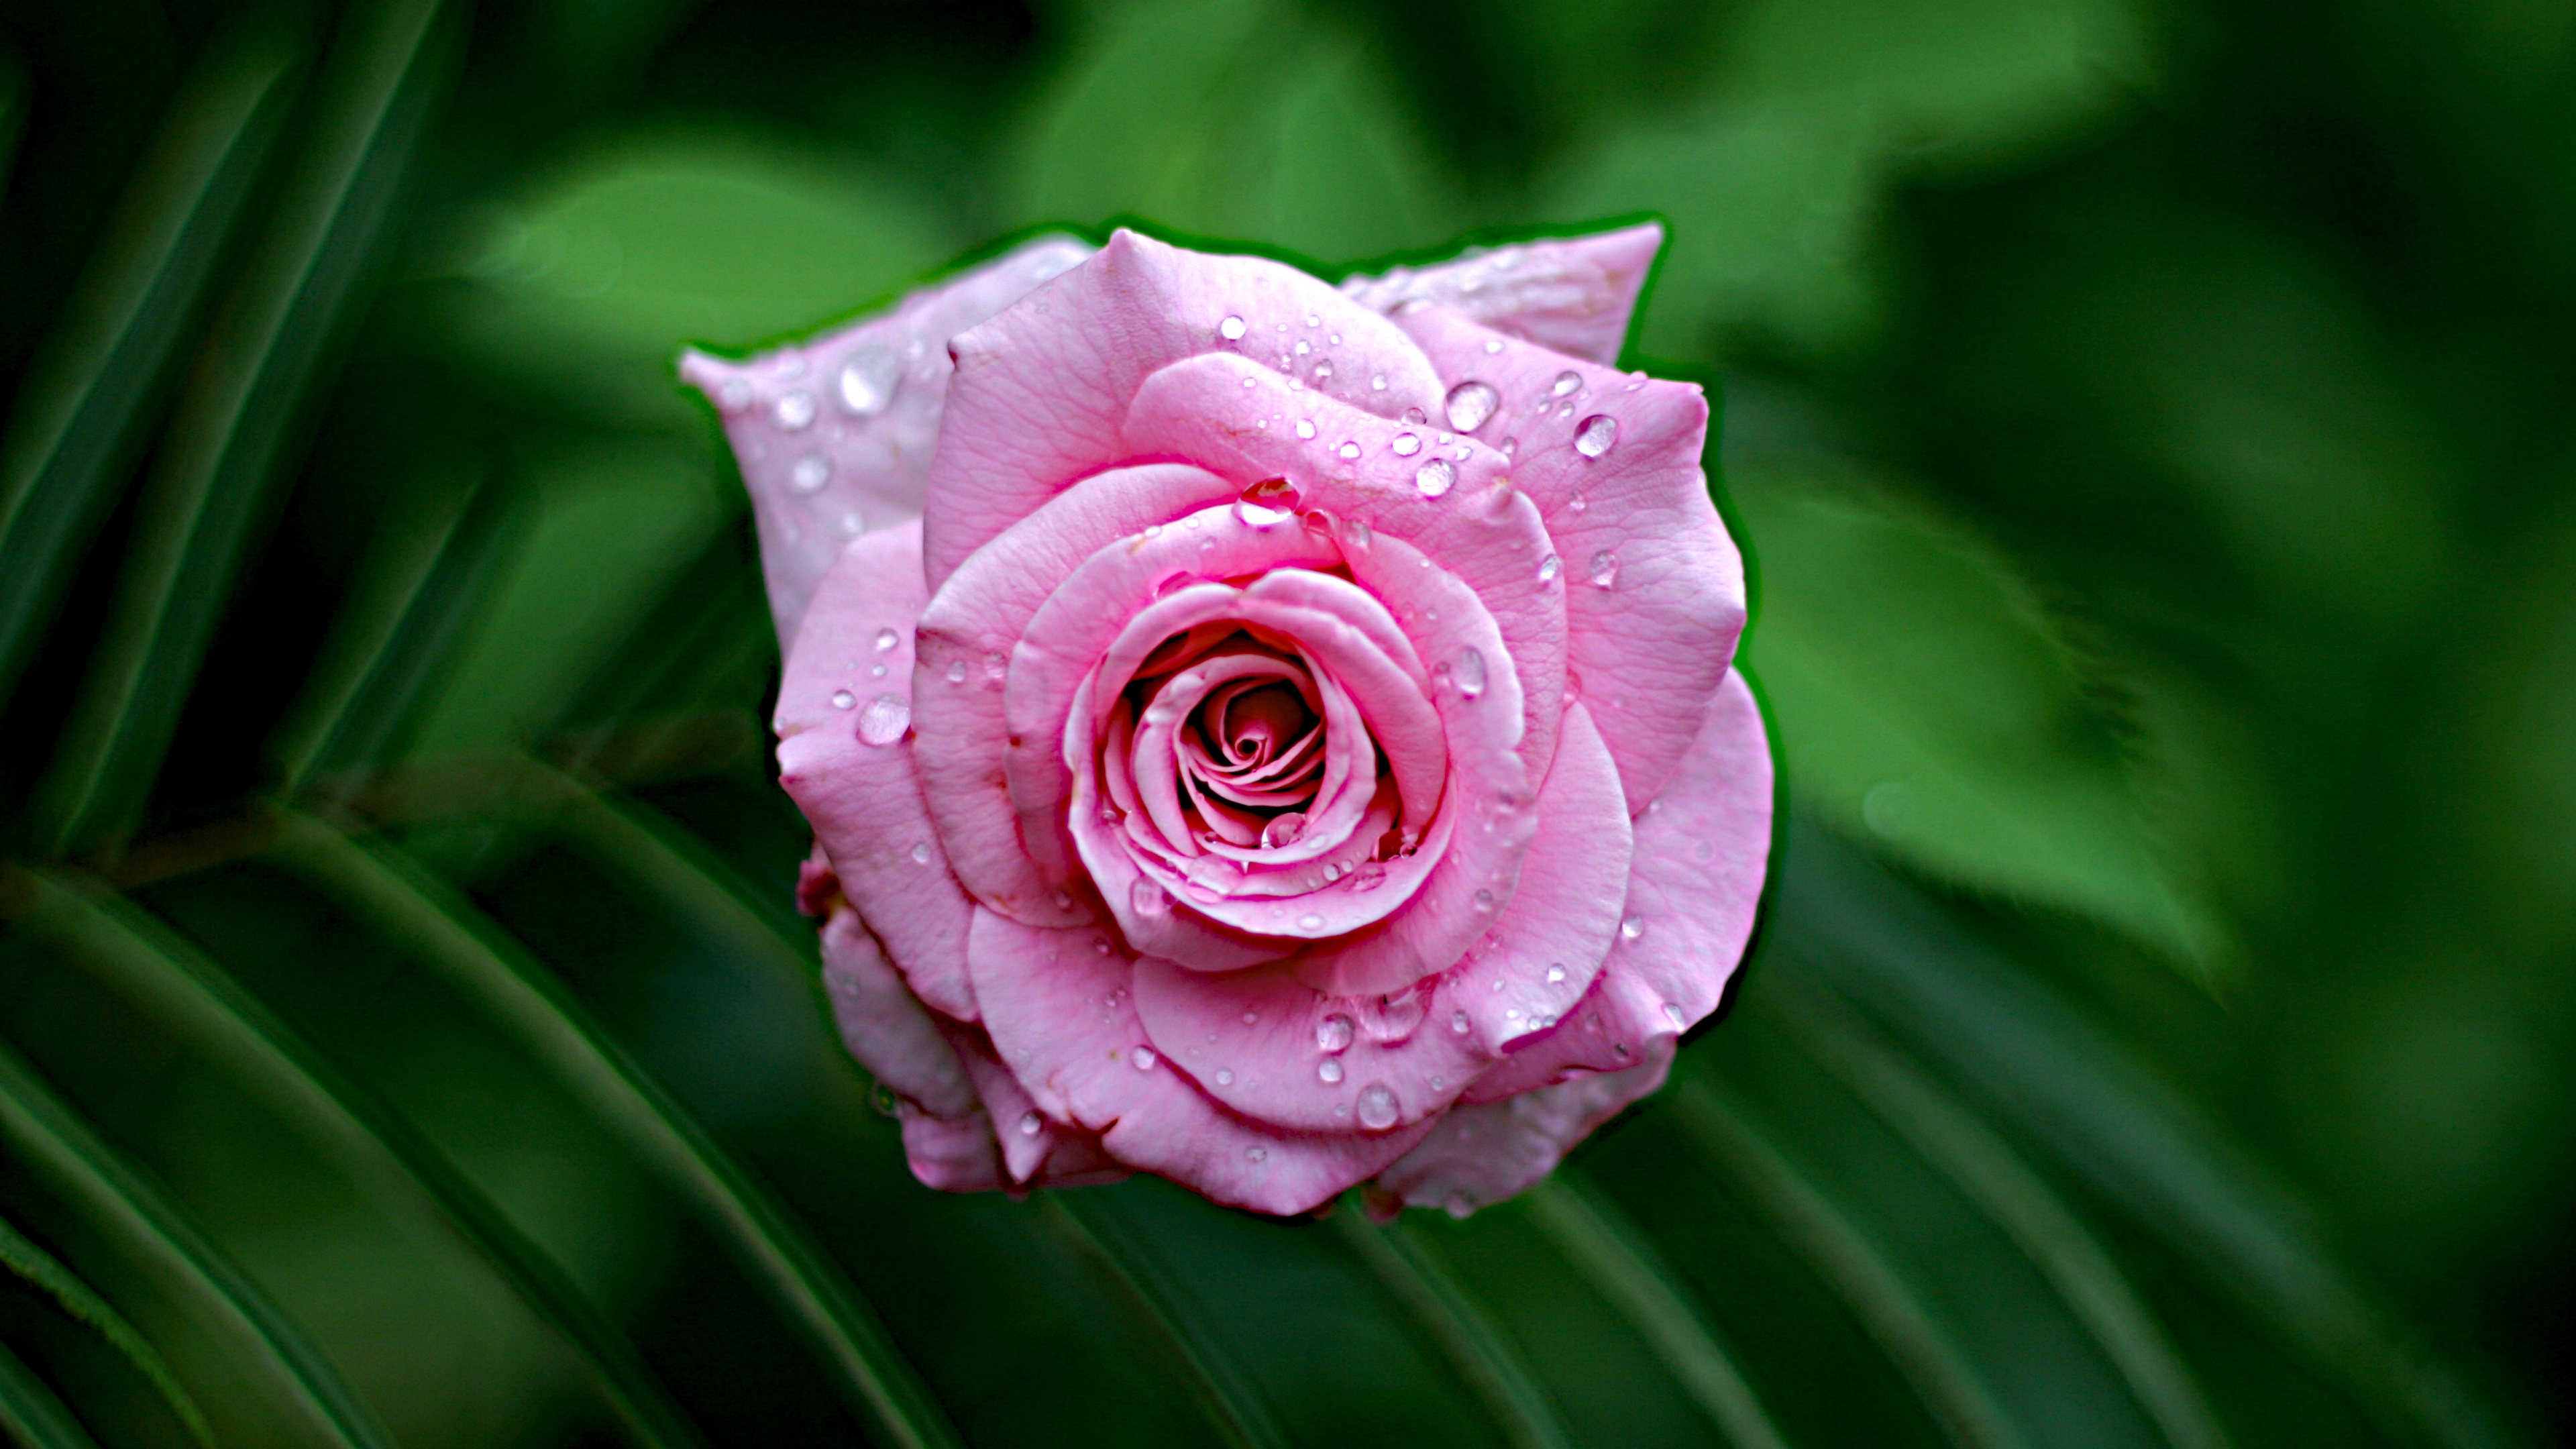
(1373, 1037, 1676, 1218)
(683, 233, 1095, 644)
(1341, 222, 1663, 366)
(819, 908, 976, 1117)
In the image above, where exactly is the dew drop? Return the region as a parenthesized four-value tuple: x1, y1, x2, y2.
(1574, 413, 1619, 459)
(1550, 369, 1584, 398)
(1350, 861, 1388, 891)
(830, 689, 855, 710)
(1499, 436, 1518, 459)
(1234, 476, 1299, 528)
(1537, 553, 1561, 582)
(1297, 912, 1324, 931)
(791, 455, 831, 493)
(1588, 550, 1620, 588)
(1018, 1110, 1042, 1136)
(1243, 1010, 1260, 1025)
(773, 390, 817, 430)
(1316, 1014, 1356, 1053)
(946, 659, 969, 684)
(1621, 914, 1646, 941)
(1216, 1068, 1236, 1086)
(857, 694, 910, 745)
(1473, 888, 1495, 911)
(1546, 964, 1567, 983)
(1450, 1010, 1471, 1034)
(875, 627, 900, 652)
(718, 378, 753, 411)
(839, 510, 865, 537)
(910, 842, 932, 865)
(1391, 432, 1421, 457)
(1356, 1083, 1399, 1131)
(1132, 879, 1172, 917)
(1246, 1146, 1268, 1162)
(1413, 457, 1456, 498)
(1131, 1046, 1158, 1071)
(1482, 337, 1505, 354)
(1314, 362, 1333, 382)
(1318, 1059, 1345, 1085)
(1444, 380, 1499, 433)
(834, 349, 896, 415)
(1219, 314, 1248, 340)
(1663, 1002, 1687, 1028)
(1260, 812, 1308, 849)
(1294, 419, 1317, 439)
(1402, 406, 1428, 425)
(1336, 440, 1361, 460)
(1454, 647, 1486, 699)
(1371, 374, 1387, 391)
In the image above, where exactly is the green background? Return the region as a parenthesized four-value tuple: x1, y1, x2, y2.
(0, 0, 2566, 1444)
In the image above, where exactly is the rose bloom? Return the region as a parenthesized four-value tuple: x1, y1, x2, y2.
(682, 225, 1771, 1217)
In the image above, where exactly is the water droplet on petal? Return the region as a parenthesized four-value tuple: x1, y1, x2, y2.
(773, 390, 816, 429)
(1350, 861, 1387, 890)
(1371, 374, 1387, 391)
(1546, 964, 1566, 983)
(1413, 458, 1456, 498)
(1018, 1110, 1042, 1136)
(1550, 369, 1584, 398)
(1537, 553, 1560, 582)
(1294, 419, 1317, 439)
(1663, 1002, 1687, 1028)
(1297, 912, 1324, 931)
(1356, 1083, 1399, 1130)
(1402, 406, 1428, 425)
(1132, 879, 1172, 917)
(1316, 1014, 1355, 1053)
(1588, 550, 1620, 588)
(1444, 380, 1499, 433)
(1621, 914, 1646, 941)
(875, 627, 900, 652)
(718, 378, 753, 411)
(791, 455, 831, 493)
(837, 349, 900, 415)
(1318, 1058, 1345, 1085)
(839, 510, 865, 537)
(1131, 1046, 1158, 1071)
(1454, 647, 1486, 699)
(1219, 314, 1248, 340)
(1336, 441, 1360, 460)
(830, 690, 855, 710)
(857, 694, 910, 745)
(1234, 476, 1299, 528)
(946, 659, 969, 684)
(1499, 436, 1518, 459)
(910, 842, 932, 864)
(1574, 413, 1619, 458)
(1450, 1010, 1471, 1034)
(1482, 337, 1505, 354)
(1260, 812, 1308, 849)
(1391, 432, 1421, 457)
(1246, 1145, 1268, 1162)
(1215, 1068, 1235, 1086)
(1473, 888, 1495, 910)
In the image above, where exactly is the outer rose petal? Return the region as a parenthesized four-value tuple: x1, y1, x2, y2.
(1461, 669, 1773, 1104)
(777, 519, 979, 1018)
(1373, 1037, 1676, 1217)
(1340, 222, 1664, 367)
(924, 229, 1446, 590)
(967, 909, 1435, 1215)
(900, 1110, 1010, 1193)
(818, 907, 976, 1118)
(682, 234, 1095, 645)
(942, 1022, 1130, 1189)
(1394, 305, 1743, 810)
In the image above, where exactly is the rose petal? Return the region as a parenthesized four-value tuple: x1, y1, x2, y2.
(924, 229, 1446, 590)
(1392, 305, 1743, 809)
(818, 906, 976, 1117)
(899, 1108, 1010, 1193)
(1372, 1037, 1676, 1217)
(1462, 669, 1773, 1102)
(911, 464, 1239, 926)
(777, 519, 977, 1018)
(966, 908, 1435, 1215)
(942, 1020, 1130, 1188)
(683, 233, 1095, 645)
(1340, 222, 1663, 366)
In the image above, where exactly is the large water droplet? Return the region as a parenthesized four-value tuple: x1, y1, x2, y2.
(1219, 314, 1248, 340)
(791, 455, 831, 493)
(1454, 647, 1486, 699)
(1444, 380, 1499, 433)
(856, 694, 910, 745)
(1018, 1110, 1042, 1136)
(1318, 1059, 1345, 1085)
(1574, 413, 1619, 459)
(1391, 432, 1421, 457)
(1260, 812, 1308, 849)
(1316, 1014, 1355, 1053)
(773, 390, 817, 430)
(839, 350, 900, 415)
(1131, 1046, 1158, 1071)
(1356, 1083, 1399, 1131)
(1413, 457, 1456, 498)
(1234, 477, 1299, 529)
(875, 627, 900, 652)
(1588, 550, 1620, 588)
(1132, 879, 1172, 917)
(1537, 553, 1561, 583)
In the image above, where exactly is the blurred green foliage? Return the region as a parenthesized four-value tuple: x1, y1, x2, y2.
(0, 0, 2567, 1444)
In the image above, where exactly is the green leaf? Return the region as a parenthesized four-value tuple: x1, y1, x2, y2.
(1668, 1078, 2030, 1449)
(32, 0, 453, 857)
(1734, 468, 2223, 971)
(1329, 1206, 1576, 1449)
(1008, 0, 1461, 262)
(0, 1210, 217, 1449)
(0, 1038, 389, 1449)
(259, 810, 963, 1449)
(0, 1338, 103, 1449)
(7, 865, 708, 1449)
(1523, 1179, 1790, 1449)
(0, 32, 295, 706)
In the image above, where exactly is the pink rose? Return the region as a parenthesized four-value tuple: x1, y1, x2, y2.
(682, 225, 1772, 1217)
